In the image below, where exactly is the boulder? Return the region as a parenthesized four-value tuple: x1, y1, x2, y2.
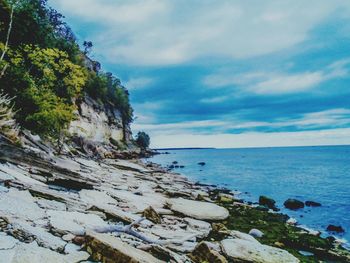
(167, 198, 229, 221)
(327, 224, 345, 233)
(305, 201, 321, 207)
(284, 199, 304, 210)
(259, 196, 278, 211)
(249, 229, 264, 238)
(189, 241, 228, 263)
(143, 206, 162, 224)
(221, 231, 299, 263)
(198, 162, 206, 166)
(85, 231, 164, 263)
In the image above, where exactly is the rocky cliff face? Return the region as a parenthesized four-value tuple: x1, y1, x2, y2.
(69, 95, 132, 146)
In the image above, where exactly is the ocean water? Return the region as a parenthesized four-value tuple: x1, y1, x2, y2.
(146, 145, 350, 245)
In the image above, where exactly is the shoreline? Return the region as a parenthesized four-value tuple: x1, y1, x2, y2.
(0, 137, 350, 262)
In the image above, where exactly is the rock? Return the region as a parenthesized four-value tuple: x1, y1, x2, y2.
(212, 223, 230, 235)
(184, 217, 212, 238)
(0, 241, 89, 263)
(143, 206, 162, 224)
(198, 162, 206, 166)
(48, 210, 108, 235)
(0, 234, 18, 250)
(284, 199, 304, 210)
(256, 205, 269, 212)
(85, 231, 164, 263)
(287, 218, 298, 225)
(327, 224, 345, 233)
(167, 198, 229, 221)
(62, 233, 75, 241)
(189, 241, 228, 263)
(222, 231, 299, 263)
(305, 201, 321, 207)
(259, 195, 278, 211)
(249, 229, 264, 238)
(9, 222, 67, 251)
(0, 189, 46, 222)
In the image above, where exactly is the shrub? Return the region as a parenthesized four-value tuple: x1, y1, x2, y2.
(135, 131, 150, 150)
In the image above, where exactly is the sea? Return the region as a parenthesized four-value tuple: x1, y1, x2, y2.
(145, 145, 350, 247)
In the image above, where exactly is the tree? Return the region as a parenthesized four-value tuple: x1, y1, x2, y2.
(135, 131, 150, 150)
(83, 40, 93, 55)
(0, 92, 19, 140)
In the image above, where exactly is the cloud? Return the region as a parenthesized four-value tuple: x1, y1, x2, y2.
(150, 128, 350, 148)
(124, 77, 154, 90)
(203, 59, 350, 94)
(52, 0, 350, 66)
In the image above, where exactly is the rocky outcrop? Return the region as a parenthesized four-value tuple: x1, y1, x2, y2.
(221, 231, 299, 263)
(166, 198, 229, 221)
(85, 232, 164, 263)
(259, 195, 278, 211)
(69, 96, 131, 146)
(284, 198, 305, 210)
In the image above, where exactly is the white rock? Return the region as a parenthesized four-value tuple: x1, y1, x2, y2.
(249, 228, 264, 238)
(0, 242, 89, 263)
(0, 234, 18, 250)
(36, 198, 67, 211)
(79, 189, 117, 207)
(47, 210, 108, 235)
(62, 233, 75, 241)
(222, 232, 299, 263)
(287, 218, 298, 225)
(184, 217, 212, 238)
(11, 222, 66, 251)
(167, 198, 229, 220)
(0, 189, 46, 221)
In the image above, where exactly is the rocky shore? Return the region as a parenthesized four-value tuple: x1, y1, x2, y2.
(0, 136, 350, 262)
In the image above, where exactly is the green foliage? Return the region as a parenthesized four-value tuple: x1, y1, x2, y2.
(0, 43, 87, 141)
(0, 0, 134, 148)
(135, 131, 150, 149)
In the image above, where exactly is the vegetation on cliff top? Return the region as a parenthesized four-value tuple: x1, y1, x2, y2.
(0, 0, 133, 145)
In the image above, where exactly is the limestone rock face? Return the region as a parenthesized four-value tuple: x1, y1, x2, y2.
(221, 231, 299, 263)
(167, 198, 229, 221)
(69, 96, 128, 144)
(85, 231, 165, 263)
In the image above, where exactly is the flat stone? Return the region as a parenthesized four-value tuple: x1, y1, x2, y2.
(0, 234, 18, 249)
(10, 222, 66, 251)
(79, 189, 117, 207)
(184, 217, 212, 238)
(85, 231, 165, 263)
(48, 210, 108, 235)
(222, 231, 299, 263)
(0, 241, 78, 263)
(167, 198, 229, 220)
(0, 189, 45, 222)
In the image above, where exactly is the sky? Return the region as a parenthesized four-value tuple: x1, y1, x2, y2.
(50, 0, 350, 148)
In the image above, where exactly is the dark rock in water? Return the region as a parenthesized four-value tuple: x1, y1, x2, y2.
(327, 224, 345, 233)
(305, 201, 321, 207)
(179, 165, 185, 168)
(256, 205, 269, 212)
(174, 165, 179, 168)
(284, 199, 304, 210)
(172, 161, 178, 164)
(259, 195, 278, 211)
(168, 165, 175, 169)
(198, 162, 206, 166)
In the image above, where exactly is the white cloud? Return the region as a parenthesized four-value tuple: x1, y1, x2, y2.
(150, 128, 350, 148)
(203, 59, 350, 94)
(124, 77, 154, 90)
(51, 0, 350, 66)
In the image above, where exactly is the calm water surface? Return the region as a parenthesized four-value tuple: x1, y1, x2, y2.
(146, 146, 350, 245)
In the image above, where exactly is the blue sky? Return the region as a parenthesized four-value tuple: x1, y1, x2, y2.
(50, 0, 350, 148)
